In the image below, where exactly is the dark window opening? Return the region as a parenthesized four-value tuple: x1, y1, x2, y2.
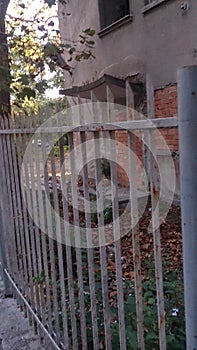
(99, 0, 130, 30)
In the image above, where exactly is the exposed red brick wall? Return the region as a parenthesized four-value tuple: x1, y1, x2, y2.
(115, 84, 179, 186)
(156, 128, 179, 151)
(155, 85, 178, 118)
(115, 130, 129, 186)
(155, 84, 179, 151)
(115, 130, 144, 188)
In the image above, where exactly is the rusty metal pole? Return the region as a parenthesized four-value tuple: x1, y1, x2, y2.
(178, 65, 197, 350)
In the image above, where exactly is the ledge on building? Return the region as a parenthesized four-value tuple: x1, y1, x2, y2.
(98, 14, 133, 38)
(142, 0, 171, 14)
(60, 74, 126, 104)
(60, 74, 144, 105)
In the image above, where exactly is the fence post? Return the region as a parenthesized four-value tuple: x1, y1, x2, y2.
(178, 65, 197, 349)
(0, 208, 12, 297)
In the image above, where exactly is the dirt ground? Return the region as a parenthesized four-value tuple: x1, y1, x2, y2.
(121, 202, 183, 279)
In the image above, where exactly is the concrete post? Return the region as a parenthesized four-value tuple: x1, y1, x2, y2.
(178, 65, 197, 349)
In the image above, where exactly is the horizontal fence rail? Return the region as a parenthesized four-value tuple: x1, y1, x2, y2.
(0, 81, 184, 350)
(0, 116, 178, 134)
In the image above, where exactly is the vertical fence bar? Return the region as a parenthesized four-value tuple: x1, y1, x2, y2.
(43, 155, 61, 345)
(94, 133, 112, 350)
(0, 117, 18, 299)
(0, 205, 11, 296)
(36, 110, 54, 338)
(9, 115, 29, 314)
(106, 86, 127, 350)
(20, 115, 42, 334)
(68, 125, 88, 350)
(91, 92, 112, 350)
(40, 112, 62, 344)
(126, 80, 145, 349)
(146, 74, 166, 350)
(92, 94, 112, 350)
(16, 113, 34, 326)
(178, 65, 197, 350)
(30, 113, 54, 346)
(59, 126, 79, 349)
(0, 118, 14, 296)
(41, 110, 60, 340)
(78, 98, 100, 350)
(3, 117, 23, 306)
(48, 136, 70, 349)
(28, 116, 45, 336)
(32, 113, 53, 336)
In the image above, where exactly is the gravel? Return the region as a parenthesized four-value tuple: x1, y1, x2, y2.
(0, 277, 47, 350)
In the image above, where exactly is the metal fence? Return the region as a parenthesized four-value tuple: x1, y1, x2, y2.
(0, 77, 182, 350)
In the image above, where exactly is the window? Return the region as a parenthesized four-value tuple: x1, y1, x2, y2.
(143, 0, 170, 13)
(98, 0, 130, 30)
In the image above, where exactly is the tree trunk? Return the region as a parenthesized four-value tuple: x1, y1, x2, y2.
(0, 0, 11, 115)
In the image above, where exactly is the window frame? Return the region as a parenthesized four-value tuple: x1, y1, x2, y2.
(142, 0, 171, 14)
(98, 0, 133, 37)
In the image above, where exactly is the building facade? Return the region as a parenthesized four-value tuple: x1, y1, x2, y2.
(58, 0, 194, 190)
(58, 0, 196, 90)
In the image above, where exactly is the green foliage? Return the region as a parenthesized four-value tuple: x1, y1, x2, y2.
(122, 261, 186, 349)
(12, 95, 67, 116)
(53, 251, 185, 349)
(2, 0, 95, 107)
(52, 145, 68, 157)
(33, 270, 45, 283)
(83, 28, 96, 37)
